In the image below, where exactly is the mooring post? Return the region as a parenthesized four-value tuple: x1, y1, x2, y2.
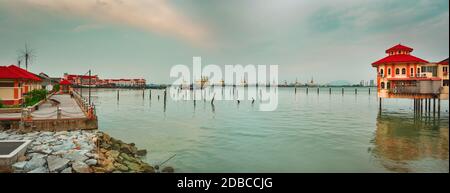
(355, 88, 357, 95)
(379, 97, 382, 111)
(295, 87, 297, 94)
(149, 89, 152, 100)
(317, 87, 319, 94)
(368, 88, 370, 94)
(329, 88, 331, 94)
(425, 99, 428, 113)
(117, 90, 119, 101)
(342, 88, 344, 95)
(306, 87, 309, 94)
(143, 89, 145, 99)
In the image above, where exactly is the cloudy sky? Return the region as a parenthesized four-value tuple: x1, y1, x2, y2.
(0, 0, 448, 84)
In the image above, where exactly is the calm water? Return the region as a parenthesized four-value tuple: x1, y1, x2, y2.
(87, 87, 449, 173)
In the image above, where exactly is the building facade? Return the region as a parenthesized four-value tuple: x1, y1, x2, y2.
(372, 44, 449, 100)
(0, 65, 42, 105)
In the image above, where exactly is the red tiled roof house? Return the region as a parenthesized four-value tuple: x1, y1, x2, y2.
(0, 65, 42, 105)
(372, 44, 449, 99)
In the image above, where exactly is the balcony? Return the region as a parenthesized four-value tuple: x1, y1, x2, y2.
(390, 80, 442, 95)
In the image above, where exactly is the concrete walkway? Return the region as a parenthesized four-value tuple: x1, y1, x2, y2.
(0, 94, 86, 120)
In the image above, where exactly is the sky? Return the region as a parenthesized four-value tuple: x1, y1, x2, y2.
(0, 0, 448, 84)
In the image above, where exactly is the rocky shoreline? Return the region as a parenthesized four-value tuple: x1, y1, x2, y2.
(0, 130, 173, 173)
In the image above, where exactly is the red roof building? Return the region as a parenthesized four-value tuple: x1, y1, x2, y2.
(371, 44, 449, 100)
(372, 44, 428, 66)
(0, 65, 42, 105)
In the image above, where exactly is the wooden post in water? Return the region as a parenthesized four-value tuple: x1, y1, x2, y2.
(306, 87, 309, 94)
(149, 89, 152, 100)
(425, 98, 428, 113)
(379, 97, 382, 111)
(317, 87, 319, 94)
(329, 88, 331, 94)
(355, 88, 357, 95)
(368, 88, 370, 94)
(117, 90, 119, 101)
(433, 97, 436, 117)
(342, 88, 344, 95)
(438, 98, 441, 119)
(419, 99, 423, 116)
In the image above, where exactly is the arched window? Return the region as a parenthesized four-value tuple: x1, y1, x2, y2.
(381, 82, 385, 89)
(380, 69, 384, 76)
(387, 82, 390, 89)
(395, 68, 400, 75)
(417, 68, 420, 73)
(410, 68, 414, 76)
(402, 68, 406, 74)
(388, 68, 391, 75)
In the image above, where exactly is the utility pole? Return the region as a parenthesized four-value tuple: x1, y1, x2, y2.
(89, 70, 91, 105)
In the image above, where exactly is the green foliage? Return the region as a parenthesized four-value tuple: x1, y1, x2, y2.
(24, 89, 48, 107)
(53, 84, 60, 92)
(0, 98, 3, 108)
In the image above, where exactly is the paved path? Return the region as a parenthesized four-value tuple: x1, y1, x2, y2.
(0, 94, 86, 120)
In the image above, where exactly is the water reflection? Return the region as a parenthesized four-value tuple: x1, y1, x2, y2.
(372, 112, 449, 172)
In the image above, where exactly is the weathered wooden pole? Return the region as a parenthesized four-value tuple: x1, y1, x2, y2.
(428, 98, 431, 114)
(329, 88, 331, 94)
(317, 87, 319, 94)
(379, 97, 382, 111)
(306, 87, 309, 94)
(143, 89, 145, 99)
(438, 98, 441, 119)
(433, 97, 436, 117)
(368, 88, 371, 94)
(355, 88, 357, 95)
(420, 99, 423, 116)
(342, 88, 344, 95)
(117, 90, 119, 101)
(425, 98, 428, 113)
(149, 89, 152, 100)
(294, 87, 297, 94)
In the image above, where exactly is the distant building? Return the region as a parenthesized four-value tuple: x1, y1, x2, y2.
(370, 80, 375, 87)
(64, 73, 99, 86)
(100, 78, 146, 87)
(371, 44, 449, 100)
(0, 65, 42, 105)
(63, 73, 146, 87)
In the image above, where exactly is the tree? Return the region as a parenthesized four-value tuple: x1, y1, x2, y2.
(18, 44, 35, 70)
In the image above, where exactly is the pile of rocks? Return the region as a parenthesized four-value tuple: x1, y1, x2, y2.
(91, 132, 156, 173)
(0, 130, 166, 173)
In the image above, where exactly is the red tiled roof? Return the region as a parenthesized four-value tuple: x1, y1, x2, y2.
(59, 79, 72, 85)
(0, 65, 41, 81)
(372, 54, 428, 66)
(385, 44, 413, 53)
(438, 58, 448, 65)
